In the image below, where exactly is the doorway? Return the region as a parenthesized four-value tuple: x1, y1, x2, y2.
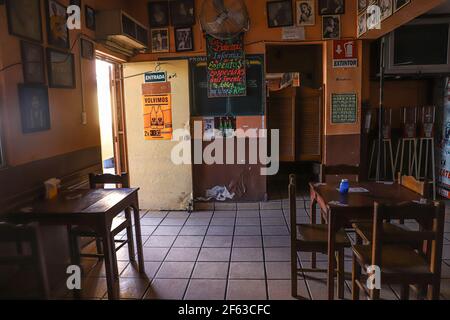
(95, 55, 128, 175)
(265, 44, 324, 198)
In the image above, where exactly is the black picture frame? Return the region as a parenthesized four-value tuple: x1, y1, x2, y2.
(85, 5, 96, 31)
(322, 15, 341, 39)
(21, 41, 46, 84)
(5, 0, 43, 43)
(80, 38, 94, 60)
(69, 0, 81, 7)
(148, 1, 170, 28)
(175, 27, 194, 52)
(394, 0, 410, 13)
(46, 48, 76, 89)
(18, 84, 51, 134)
(267, 0, 294, 28)
(319, 0, 345, 15)
(170, 0, 196, 26)
(45, 0, 70, 49)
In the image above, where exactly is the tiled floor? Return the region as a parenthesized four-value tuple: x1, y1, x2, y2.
(59, 195, 450, 300)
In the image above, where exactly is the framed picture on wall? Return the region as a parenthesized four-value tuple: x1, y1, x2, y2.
(21, 41, 46, 84)
(5, 0, 43, 43)
(322, 15, 340, 39)
(18, 84, 51, 134)
(170, 0, 196, 26)
(380, 0, 393, 21)
(85, 5, 96, 31)
(151, 28, 170, 53)
(267, 0, 294, 28)
(69, 0, 81, 7)
(45, 0, 69, 49)
(175, 27, 193, 52)
(81, 38, 94, 60)
(148, 1, 170, 28)
(394, 0, 410, 12)
(357, 13, 367, 37)
(319, 0, 345, 15)
(358, 0, 367, 13)
(47, 48, 76, 89)
(296, 0, 315, 26)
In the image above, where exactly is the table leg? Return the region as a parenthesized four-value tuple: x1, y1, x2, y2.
(310, 197, 317, 269)
(132, 203, 146, 274)
(327, 212, 336, 300)
(101, 223, 117, 300)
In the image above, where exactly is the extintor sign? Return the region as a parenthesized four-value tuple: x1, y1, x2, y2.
(333, 40, 358, 68)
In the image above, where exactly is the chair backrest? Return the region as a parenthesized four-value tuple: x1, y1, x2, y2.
(370, 201, 445, 276)
(0, 222, 50, 299)
(289, 174, 297, 243)
(398, 173, 428, 197)
(89, 172, 130, 189)
(320, 164, 360, 183)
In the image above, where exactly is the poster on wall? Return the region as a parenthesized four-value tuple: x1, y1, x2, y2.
(206, 33, 247, 98)
(142, 94, 173, 140)
(331, 93, 358, 124)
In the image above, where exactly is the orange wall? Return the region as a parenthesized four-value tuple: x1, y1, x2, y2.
(0, 0, 125, 167)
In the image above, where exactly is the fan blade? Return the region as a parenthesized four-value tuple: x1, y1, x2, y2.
(212, 0, 227, 13)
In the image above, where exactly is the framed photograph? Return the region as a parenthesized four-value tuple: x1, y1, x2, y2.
(45, 0, 69, 49)
(175, 27, 193, 52)
(358, 0, 367, 13)
(380, 0, 393, 21)
(357, 13, 367, 37)
(151, 28, 170, 53)
(81, 38, 94, 60)
(69, 0, 81, 7)
(394, 0, 410, 12)
(85, 5, 96, 31)
(148, 1, 170, 28)
(267, 0, 294, 28)
(319, 0, 345, 15)
(296, 0, 315, 26)
(47, 48, 76, 89)
(5, 0, 43, 43)
(18, 84, 51, 134)
(21, 41, 46, 84)
(322, 15, 340, 39)
(170, 0, 196, 26)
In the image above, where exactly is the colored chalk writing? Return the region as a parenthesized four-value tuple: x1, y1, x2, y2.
(206, 34, 246, 98)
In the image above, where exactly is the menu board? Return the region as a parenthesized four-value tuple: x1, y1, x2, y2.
(331, 93, 358, 124)
(206, 34, 246, 98)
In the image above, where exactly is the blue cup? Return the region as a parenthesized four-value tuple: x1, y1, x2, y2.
(339, 179, 349, 194)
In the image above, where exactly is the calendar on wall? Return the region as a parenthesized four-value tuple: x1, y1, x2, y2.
(331, 93, 358, 124)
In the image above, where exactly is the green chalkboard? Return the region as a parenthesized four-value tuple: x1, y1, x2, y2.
(331, 93, 358, 124)
(189, 55, 265, 117)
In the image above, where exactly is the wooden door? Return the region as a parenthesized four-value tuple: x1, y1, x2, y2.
(268, 87, 296, 162)
(296, 86, 322, 162)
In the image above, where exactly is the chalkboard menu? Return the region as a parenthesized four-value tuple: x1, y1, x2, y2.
(206, 34, 246, 98)
(331, 93, 358, 124)
(189, 55, 264, 117)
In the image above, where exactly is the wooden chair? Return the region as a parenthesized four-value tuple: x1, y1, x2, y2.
(290, 174, 351, 299)
(351, 201, 445, 300)
(320, 164, 360, 183)
(69, 173, 135, 278)
(0, 222, 50, 299)
(353, 173, 429, 244)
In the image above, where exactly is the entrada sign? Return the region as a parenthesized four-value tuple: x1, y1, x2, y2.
(144, 71, 167, 83)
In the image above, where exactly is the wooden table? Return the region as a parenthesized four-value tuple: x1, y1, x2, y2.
(12, 188, 145, 300)
(309, 181, 423, 300)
